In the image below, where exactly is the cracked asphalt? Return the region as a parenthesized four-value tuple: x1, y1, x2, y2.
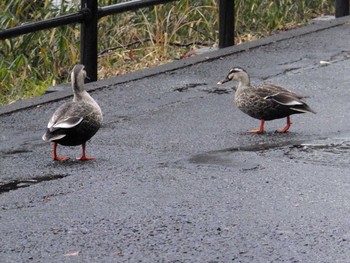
(1, 16, 350, 262)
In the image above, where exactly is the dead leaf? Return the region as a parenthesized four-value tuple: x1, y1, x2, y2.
(64, 251, 80, 257)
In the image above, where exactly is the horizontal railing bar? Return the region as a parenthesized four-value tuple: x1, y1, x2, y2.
(98, 0, 178, 18)
(0, 10, 88, 40)
(0, 0, 179, 40)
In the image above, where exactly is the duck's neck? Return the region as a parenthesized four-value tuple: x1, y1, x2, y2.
(73, 90, 91, 102)
(236, 73, 250, 89)
(72, 78, 89, 102)
(73, 89, 101, 112)
(73, 77, 84, 92)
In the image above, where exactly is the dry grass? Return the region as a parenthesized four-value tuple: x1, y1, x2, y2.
(0, 0, 334, 105)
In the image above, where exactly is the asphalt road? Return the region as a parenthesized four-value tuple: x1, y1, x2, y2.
(1, 17, 350, 262)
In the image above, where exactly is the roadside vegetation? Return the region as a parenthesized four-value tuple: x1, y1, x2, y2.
(0, 0, 334, 105)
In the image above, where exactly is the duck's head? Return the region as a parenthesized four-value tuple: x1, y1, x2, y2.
(71, 64, 87, 92)
(217, 67, 249, 85)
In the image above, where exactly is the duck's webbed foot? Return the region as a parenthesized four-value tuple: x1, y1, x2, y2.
(53, 142, 70, 161)
(276, 116, 292, 133)
(76, 143, 95, 161)
(248, 120, 265, 134)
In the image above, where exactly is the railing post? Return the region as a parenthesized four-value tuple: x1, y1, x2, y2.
(219, 0, 235, 48)
(80, 0, 98, 82)
(336, 0, 350, 17)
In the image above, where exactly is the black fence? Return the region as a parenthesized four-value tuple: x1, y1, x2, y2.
(336, 0, 350, 17)
(0, 0, 348, 82)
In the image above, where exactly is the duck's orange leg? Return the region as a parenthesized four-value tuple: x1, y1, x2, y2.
(53, 142, 69, 161)
(76, 143, 95, 161)
(248, 120, 265, 134)
(276, 116, 292, 133)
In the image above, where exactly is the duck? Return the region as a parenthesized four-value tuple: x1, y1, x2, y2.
(42, 64, 103, 161)
(217, 67, 315, 133)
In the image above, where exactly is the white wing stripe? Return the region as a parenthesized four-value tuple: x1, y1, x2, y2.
(53, 117, 83, 129)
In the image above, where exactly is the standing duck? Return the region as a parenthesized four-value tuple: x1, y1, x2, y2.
(217, 67, 315, 133)
(42, 64, 103, 161)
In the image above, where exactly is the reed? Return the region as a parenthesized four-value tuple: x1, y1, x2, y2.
(0, 0, 334, 104)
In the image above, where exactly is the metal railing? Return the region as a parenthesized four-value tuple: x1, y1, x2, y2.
(336, 0, 350, 17)
(0, 0, 234, 82)
(0, 0, 348, 83)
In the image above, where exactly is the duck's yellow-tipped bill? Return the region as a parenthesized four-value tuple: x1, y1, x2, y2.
(217, 78, 230, 85)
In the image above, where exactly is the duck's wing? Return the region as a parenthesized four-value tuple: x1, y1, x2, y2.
(257, 84, 308, 100)
(47, 102, 85, 130)
(43, 115, 83, 142)
(264, 92, 316, 114)
(49, 116, 83, 129)
(43, 102, 88, 142)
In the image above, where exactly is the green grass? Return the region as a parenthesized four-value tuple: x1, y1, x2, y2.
(0, 0, 334, 105)
(234, 0, 334, 42)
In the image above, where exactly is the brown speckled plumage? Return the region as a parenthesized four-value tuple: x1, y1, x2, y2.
(218, 67, 315, 133)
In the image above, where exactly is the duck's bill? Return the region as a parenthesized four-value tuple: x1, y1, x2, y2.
(217, 78, 230, 85)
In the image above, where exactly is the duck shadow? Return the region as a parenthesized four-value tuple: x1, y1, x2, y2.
(186, 132, 350, 170)
(188, 139, 306, 169)
(47, 158, 97, 166)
